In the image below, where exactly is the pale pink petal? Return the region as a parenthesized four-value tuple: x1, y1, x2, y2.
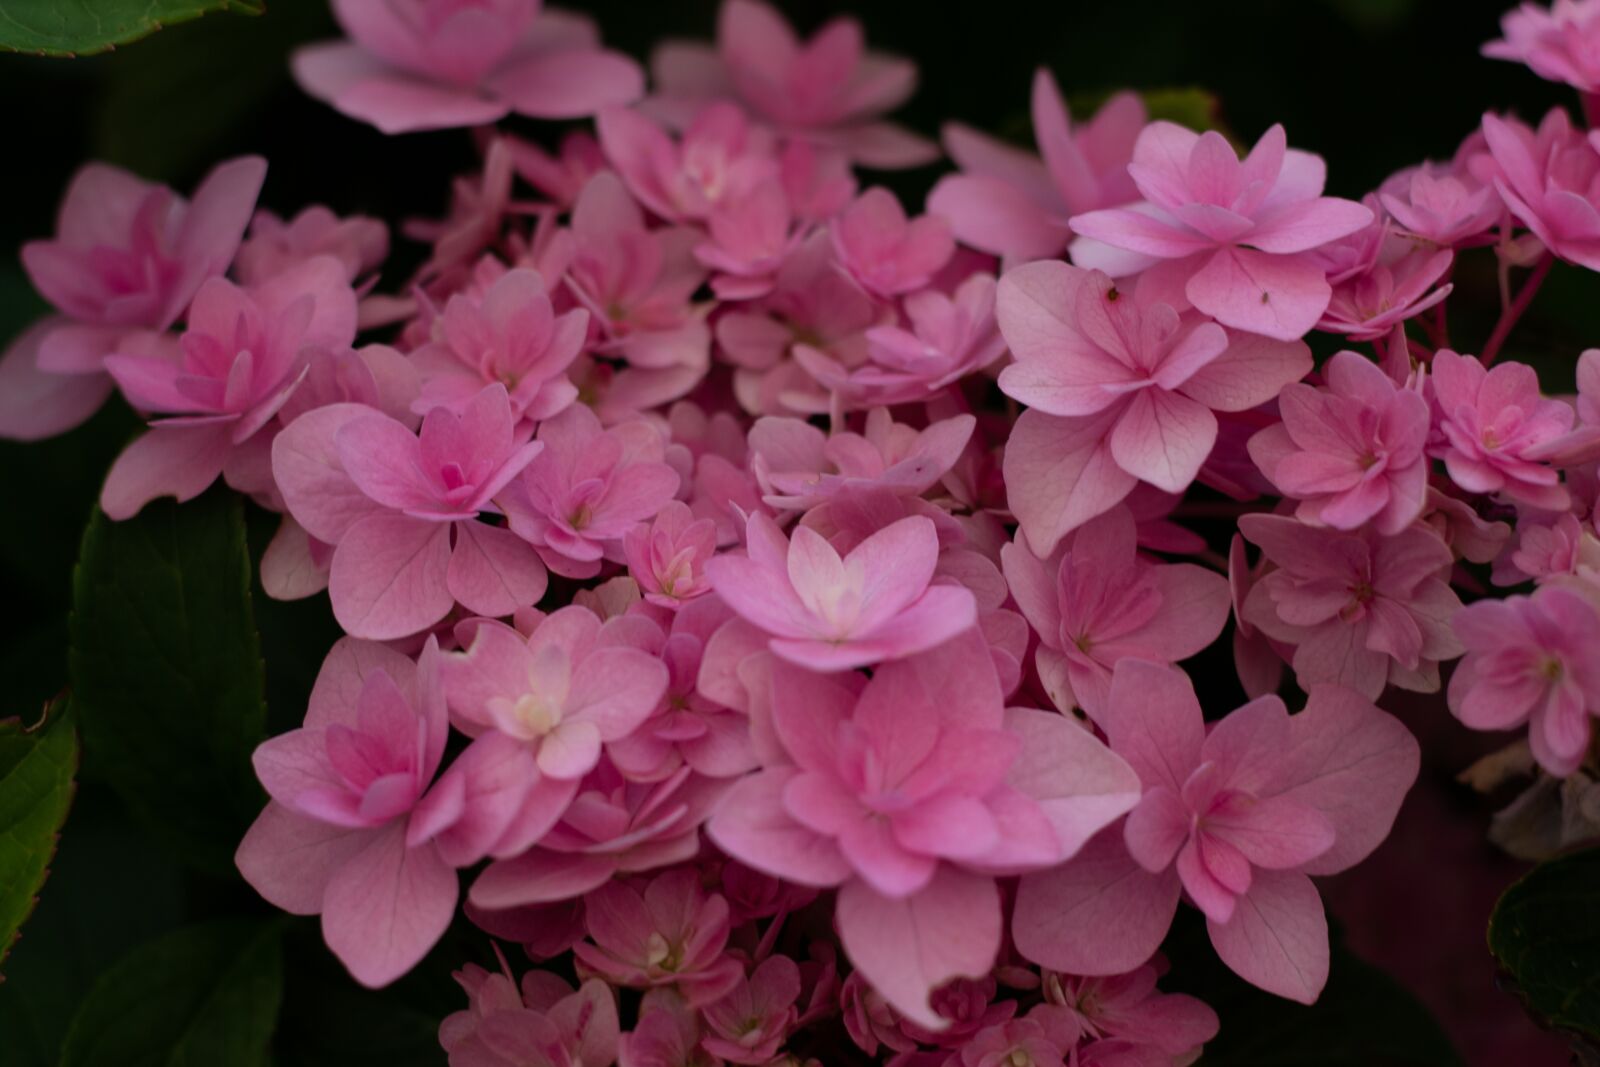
(1003, 408, 1136, 556)
(708, 768, 854, 887)
(321, 824, 458, 988)
(329, 514, 455, 640)
(1108, 389, 1218, 493)
(1179, 331, 1313, 413)
(0, 320, 114, 441)
(273, 403, 385, 544)
(235, 801, 367, 915)
(1003, 707, 1143, 861)
(447, 520, 549, 619)
(100, 422, 232, 520)
(1205, 869, 1329, 1004)
(1104, 660, 1205, 792)
(1185, 247, 1331, 342)
(489, 49, 645, 119)
(926, 174, 1069, 259)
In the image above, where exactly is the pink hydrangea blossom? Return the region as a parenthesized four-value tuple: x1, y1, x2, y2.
(1378, 160, 1502, 247)
(704, 511, 978, 670)
(1493, 511, 1600, 585)
(1238, 514, 1465, 699)
(293, 0, 644, 134)
(1317, 247, 1454, 340)
(1001, 505, 1230, 719)
(1014, 660, 1419, 1004)
(0, 156, 265, 441)
(1043, 965, 1219, 1060)
(929, 70, 1144, 260)
(960, 1007, 1081, 1067)
(598, 101, 777, 224)
(1069, 123, 1373, 340)
(1248, 349, 1432, 534)
(441, 960, 621, 1067)
(624, 501, 720, 609)
(236, 638, 459, 987)
(1431, 350, 1574, 510)
(619, 991, 711, 1067)
(997, 261, 1311, 552)
(830, 188, 955, 298)
(648, 0, 936, 169)
(1484, 0, 1600, 93)
(1480, 108, 1600, 270)
(235, 204, 388, 285)
(748, 408, 975, 511)
(699, 956, 802, 1063)
(1449, 584, 1600, 776)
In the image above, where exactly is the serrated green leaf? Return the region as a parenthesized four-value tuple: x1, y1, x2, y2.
(0, 0, 262, 57)
(1489, 846, 1600, 1045)
(68, 490, 266, 874)
(59, 918, 283, 1067)
(0, 698, 76, 972)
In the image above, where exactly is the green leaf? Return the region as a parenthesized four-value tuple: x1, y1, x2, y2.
(69, 490, 266, 874)
(59, 918, 283, 1067)
(0, 0, 262, 57)
(0, 698, 76, 972)
(1489, 846, 1600, 1045)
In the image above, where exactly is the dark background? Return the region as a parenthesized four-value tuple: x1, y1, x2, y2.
(0, 1, 1584, 1063)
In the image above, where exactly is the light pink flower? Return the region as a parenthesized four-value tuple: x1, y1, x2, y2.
(1431, 350, 1574, 510)
(236, 638, 459, 987)
(749, 408, 976, 511)
(693, 181, 802, 301)
(235, 204, 388, 285)
(507, 128, 609, 210)
(930, 70, 1144, 259)
(649, 0, 936, 169)
(1001, 505, 1230, 719)
(1493, 511, 1600, 585)
(1239, 514, 1465, 699)
(99, 255, 358, 519)
(411, 267, 586, 423)
(598, 101, 778, 223)
(624, 501, 719, 608)
(0, 156, 265, 441)
(830, 188, 954, 298)
(1248, 350, 1432, 534)
(1316, 247, 1454, 340)
(293, 0, 643, 134)
(503, 402, 682, 578)
(620, 990, 712, 1067)
(441, 962, 621, 1067)
(1480, 108, 1600, 270)
(704, 511, 978, 670)
(271, 384, 547, 638)
(1484, 0, 1600, 93)
(997, 261, 1311, 553)
(1069, 123, 1373, 340)
(700, 956, 802, 1064)
(574, 868, 744, 1006)
(1378, 160, 1502, 247)
(1449, 585, 1600, 776)
(1014, 660, 1419, 1004)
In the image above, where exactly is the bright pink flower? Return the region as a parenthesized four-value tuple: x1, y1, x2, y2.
(795, 273, 1008, 408)
(831, 188, 955, 298)
(1449, 585, 1600, 776)
(99, 255, 358, 519)
(236, 638, 459, 987)
(1001, 505, 1231, 719)
(709, 631, 1140, 1026)
(1014, 660, 1418, 1004)
(1238, 514, 1465, 700)
(574, 868, 744, 1006)
(1430, 350, 1574, 510)
(0, 156, 265, 441)
(1378, 161, 1502, 247)
(997, 262, 1311, 553)
(1484, 0, 1600, 93)
(699, 956, 802, 1063)
(1316, 247, 1454, 340)
(624, 501, 719, 608)
(271, 384, 547, 638)
(235, 204, 388, 285)
(439, 605, 668, 780)
(749, 408, 976, 511)
(1248, 350, 1432, 534)
(704, 511, 977, 670)
(503, 402, 682, 578)
(1069, 123, 1373, 340)
(693, 181, 802, 301)
(1480, 108, 1600, 270)
(1493, 511, 1600, 585)
(930, 71, 1144, 259)
(649, 0, 935, 169)
(1044, 965, 1218, 1059)
(598, 101, 778, 223)
(412, 267, 587, 423)
(293, 0, 643, 134)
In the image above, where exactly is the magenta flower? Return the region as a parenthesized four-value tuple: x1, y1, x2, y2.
(1449, 585, 1600, 776)
(704, 511, 977, 670)
(649, 0, 936, 169)
(1317, 247, 1454, 341)
(1480, 108, 1600, 271)
(574, 868, 743, 1006)
(623, 501, 719, 609)
(1431, 350, 1574, 510)
(1001, 505, 1230, 719)
(997, 261, 1311, 553)
(1239, 514, 1465, 700)
(1484, 0, 1600, 93)
(0, 156, 265, 442)
(830, 188, 955, 298)
(99, 255, 358, 519)
(1248, 350, 1432, 534)
(236, 638, 459, 987)
(271, 384, 547, 638)
(929, 70, 1144, 259)
(1069, 123, 1373, 340)
(597, 101, 777, 224)
(699, 956, 802, 1064)
(411, 267, 587, 424)
(438, 606, 668, 779)
(293, 0, 644, 134)
(1014, 661, 1419, 1004)
(503, 402, 682, 578)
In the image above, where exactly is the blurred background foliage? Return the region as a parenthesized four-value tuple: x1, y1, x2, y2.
(0, 1, 1592, 1063)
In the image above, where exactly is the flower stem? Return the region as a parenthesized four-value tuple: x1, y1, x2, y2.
(1481, 253, 1553, 368)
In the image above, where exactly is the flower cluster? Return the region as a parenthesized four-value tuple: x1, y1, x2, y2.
(7, 0, 1600, 1062)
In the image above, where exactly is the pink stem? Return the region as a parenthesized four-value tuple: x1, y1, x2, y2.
(1481, 253, 1554, 368)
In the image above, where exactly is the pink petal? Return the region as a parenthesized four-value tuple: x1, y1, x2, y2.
(1108, 388, 1218, 493)
(926, 174, 1069, 259)
(470, 850, 617, 909)
(447, 520, 549, 619)
(708, 768, 853, 887)
(1003, 707, 1143, 861)
(235, 801, 366, 915)
(0, 319, 114, 441)
(1104, 660, 1205, 792)
(321, 824, 458, 988)
(1247, 197, 1374, 254)
(100, 422, 232, 520)
(1185, 247, 1331, 342)
(295, 43, 509, 134)
(273, 402, 385, 544)
(1179, 331, 1313, 413)
(1206, 868, 1329, 1004)
(329, 514, 455, 640)
(488, 48, 645, 119)
(1003, 407, 1135, 556)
